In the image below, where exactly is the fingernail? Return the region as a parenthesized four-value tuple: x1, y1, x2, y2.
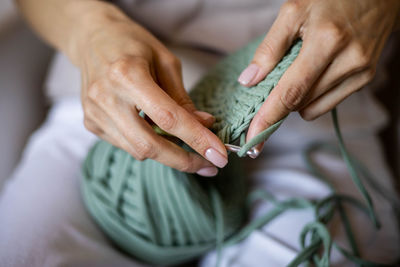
(194, 111, 215, 123)
(238, 64, 259, 86)
(196, 166, 218, 177)
(205, 148, 228, 168)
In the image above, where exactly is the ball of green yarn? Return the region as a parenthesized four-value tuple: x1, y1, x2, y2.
(82, 141, 247, 265)
(81, 37, 302, 265)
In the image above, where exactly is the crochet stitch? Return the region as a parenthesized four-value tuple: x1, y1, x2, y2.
(81, 36, 399, 267)
(190, 37, 301, 156)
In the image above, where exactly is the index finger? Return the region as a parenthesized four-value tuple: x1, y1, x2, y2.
(246, 35, 341, 145)
(112, 57, 228, 168)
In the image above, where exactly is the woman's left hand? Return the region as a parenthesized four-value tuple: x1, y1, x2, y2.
(238, 0, 400, 155)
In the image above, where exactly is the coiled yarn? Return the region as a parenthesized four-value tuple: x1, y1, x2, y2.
(82, 35, 292, 265)
(82, 143, 247, 265)
(81, 36, 399, 267)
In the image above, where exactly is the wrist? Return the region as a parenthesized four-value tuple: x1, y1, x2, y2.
(65, 1, 129, 65)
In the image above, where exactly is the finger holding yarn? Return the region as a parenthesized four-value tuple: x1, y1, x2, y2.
(190, 37, 302, 156)
(81, 36, 303, 266)
(82, 141, 247, 265)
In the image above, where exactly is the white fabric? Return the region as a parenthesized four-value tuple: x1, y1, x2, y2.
(2, 44, 400, 265)
(0, 96, 398, 267)
(2, 0, 399, 266)
(0, 99, 144, 267)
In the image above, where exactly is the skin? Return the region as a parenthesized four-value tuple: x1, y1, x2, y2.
(15, 0, 400, 171)
(15, 0, 228, 176)
(240, 0, 400, 153)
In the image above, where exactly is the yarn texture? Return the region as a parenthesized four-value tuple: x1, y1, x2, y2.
(82, 142, 247, 265)
(81, 36, 399, 267)
(190, 38, 301, 156)
(81, 35, 297, 265)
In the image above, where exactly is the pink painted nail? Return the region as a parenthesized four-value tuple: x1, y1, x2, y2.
(205, 148, 228, 168)
(238, 64, 259, 85)
(196, 166, 218, 177)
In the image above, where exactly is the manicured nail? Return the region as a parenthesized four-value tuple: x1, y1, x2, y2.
(205, 148, 228, 168)
(196, 166, 218, 177)
(238, 64, 259, 85)
(194, 111, 215, 123)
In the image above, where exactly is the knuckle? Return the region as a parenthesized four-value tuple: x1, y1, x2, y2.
(87, 81, 118, 108)
(176, 96, 194, 110)
(87, 81, 103, 102)
(179, 160, 192, 173)
(156, 107, 178, 131)
(109, 57, 132, 79)
(108, 56, 148, 81)
(188, 130, 208, 150)
(365, 67, 376, 81)
(317, 23, 347, 47)
(281, 1, 301, 16)
(165, 54, 182, 69)
(351, 44, 372, 69)
(172, 58, 182, 70)
(358, 54, 372, 70)
(280, 85, 306, 111)
(256, 41, 275, 60)
(354, 68, 376, 93)
(83, 118, 95, 132)
(134, 139, 155, 160)
(133, 154, 146, 161)
(299, 109, 317, 121)
(178, 154, 195, 173)
(83, 118, 102, 135)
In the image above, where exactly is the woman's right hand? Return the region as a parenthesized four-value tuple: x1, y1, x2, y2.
(71, 4, 227, 176)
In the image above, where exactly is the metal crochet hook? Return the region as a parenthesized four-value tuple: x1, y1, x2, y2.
(152, 123, 260, 158)
(224, 144, 259, 159)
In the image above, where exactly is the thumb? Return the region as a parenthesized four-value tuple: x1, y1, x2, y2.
(238, 2, 302, 87)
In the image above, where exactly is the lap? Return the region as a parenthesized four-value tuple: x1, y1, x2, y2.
(0, 98, 144, 267)
(202, 120, 400, 266)
(0, 98, 398, 267)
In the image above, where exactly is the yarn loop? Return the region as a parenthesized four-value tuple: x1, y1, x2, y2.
(81, 36, 400, 267)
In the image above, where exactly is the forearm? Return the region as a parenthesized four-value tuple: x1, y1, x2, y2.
(15, 0, 128, 65)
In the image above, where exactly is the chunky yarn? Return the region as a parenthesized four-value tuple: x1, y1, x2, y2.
(82, 142, 247, 265)
(81, 36, 295, 265)
(190, 38, 301, 156)
(81, 36, 400, 267)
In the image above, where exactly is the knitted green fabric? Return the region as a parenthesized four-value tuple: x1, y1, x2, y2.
(81, 36, 298, 265)
(190, 38, 301, 156)
(81, 36, 400, 267)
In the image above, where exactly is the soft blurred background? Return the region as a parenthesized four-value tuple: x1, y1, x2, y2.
(0, 0, 52, 189)
(0, 0, 399, 193)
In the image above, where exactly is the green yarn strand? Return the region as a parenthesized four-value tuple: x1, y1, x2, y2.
(190, 38, 302, 153)
(81, 36, 399, 267)
(332, 109, 380, 228)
